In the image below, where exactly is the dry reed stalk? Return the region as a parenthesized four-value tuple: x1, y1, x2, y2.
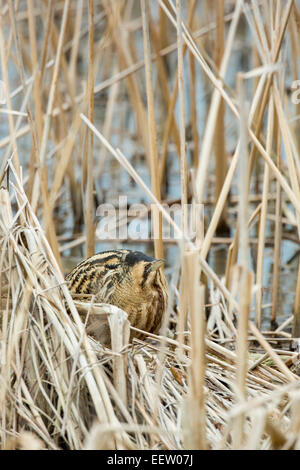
(0, 5, 236, 168)
(158, 0, 168, 50)
(96, 69, 120, 179)
(107, 306, 130, 408)
(85, 0, 95, 259)
(272, 84, 300, 337)
(80, 114, 183, 241)
(26, 0, 43, 145)
(158, 0, 197, 187)
(232, 74, 252, 448)
(189, 49, 199, 169)
(270, 21, 282, 328)
(247, 0, 294, 181)
(102, 0, 149, 167)
(176, 0, 188, 351)
(176, 0, 188, 236)
(1, 171, 137, 449)
(8, 2, 64, 273)
(0, 14, 21, 177)
(25, 0, 53, 199)
(148, 11, 180, 157)
(293, 259, 300, 339)
(39, 0, 54, 85)
(225, 200, 263, 294)
(29, 0, 72, 272)
(44, 4, 76, 109)
(25, 0, 44, 204)
(163, 5, 265, 266)
(247, 114, 300, 216)
(49, 111, 82, 212)
(273, 85, 300, 232)
(182, 253, 207, 450)
(214, 0, 227, 231)
(289, 6, 300, 153)
(141, 0, 163, 261)
(255, 95, 274, 328)
(194, 0, 243, 204)
(30, 0, 70, 186)
(69, 0, 84, 97)
(34, 11, 234, 130)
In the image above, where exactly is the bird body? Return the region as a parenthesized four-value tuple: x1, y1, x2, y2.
(66, 249, 168, 342)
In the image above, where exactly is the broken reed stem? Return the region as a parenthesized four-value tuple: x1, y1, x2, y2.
(85, 0, 95, 258)
(183, 252, 207, 450)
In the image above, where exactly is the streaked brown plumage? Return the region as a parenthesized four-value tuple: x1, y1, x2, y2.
(66, 249, 168, 343)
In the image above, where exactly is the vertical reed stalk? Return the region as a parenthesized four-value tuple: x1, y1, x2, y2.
(26, 0, 43, 145)
(176, 0, 188, 351)
(102, 0, 149, 167)
(183, 253, 207, 450)
(214, 0, 227, 232)
(255, 96, 273, 328)
(69, 0, 84, 98)
(141, 0, 163, 261)
(176, 0, 188, 236)
(31, 0, 70, 210)
(195, 0, 243, 204)
(148, 11, 180, 157)
(0, 14, 20, 176)
(85, 0, 95, 258)
(233, 74, 251, 448)
(271, 108, 281, 327)
(158, 0, 197, 187)
(247, 0, 294, 182)
(189, 51, 199, 169)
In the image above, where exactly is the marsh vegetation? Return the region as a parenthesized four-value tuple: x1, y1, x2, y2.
(1, 0, 300, 450)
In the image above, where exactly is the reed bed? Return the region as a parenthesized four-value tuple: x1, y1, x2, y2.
(1, 0, 300, 450)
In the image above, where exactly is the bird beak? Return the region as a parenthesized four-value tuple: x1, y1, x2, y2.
(149, 259, 165, 271)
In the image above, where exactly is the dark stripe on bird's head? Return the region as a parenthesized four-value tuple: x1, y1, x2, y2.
(124, 250, 156, 267)
(89, 254, 120, 267)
